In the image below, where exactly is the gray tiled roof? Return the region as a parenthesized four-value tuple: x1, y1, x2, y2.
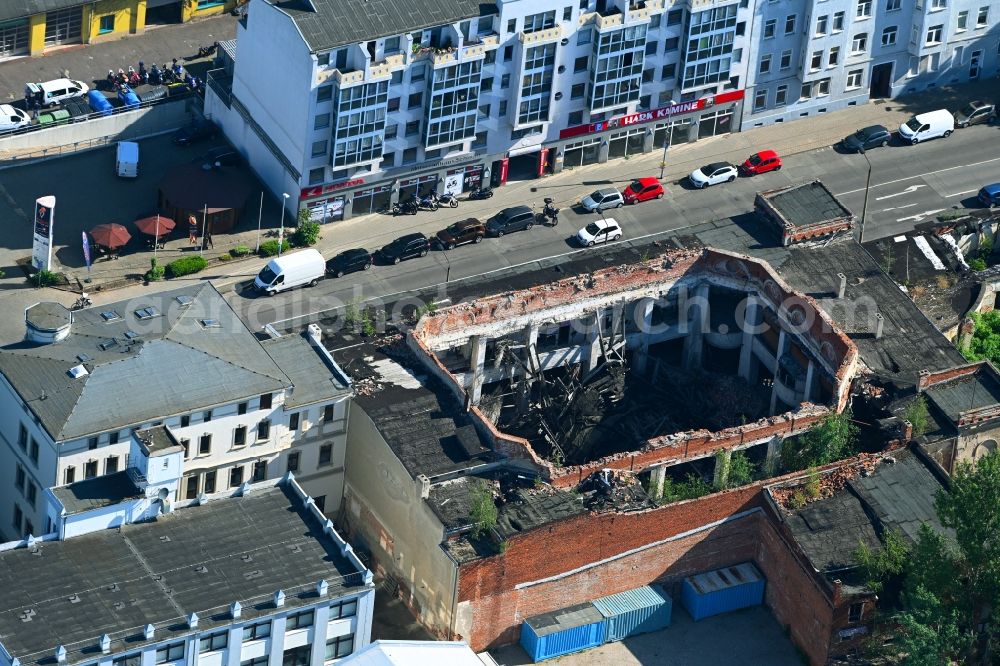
(273, 0, 491, 53)
(0, 284, 291, 442)
(0, 0, 87, 23)
(0, 484, 368, 666)
(260, 332, 351, 408)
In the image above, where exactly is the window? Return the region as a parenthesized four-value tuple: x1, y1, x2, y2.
(252, 461, 266, 482)
(577, 27, 591, 45)
(29, 439, 38, 464)
(846, 68, 863, 88)
(498, 101, 507, 116)
(111, 653, 140, 666)
(775, 84, 788, 106)
(317, 85, 333, 102)
(785, 14, 796, 34)
(289, 413, 300, 431)
(85, 460, 98, 479)
(314, 113, 330, 130)
(155, 643, 184, 664)
(286, 610, 314, 630)
(779, 50, 792, 70)
(180, 439, 190, 459)
(12, 504, 22, 532)
(828, 46, 839, 66)
(506, 18, 516, 33)
(977, 6, 989, 27)
(255, 419, 271, 441)
(229, 466, 244, 488)
(242, 658, 267, 666)
(811, 50, 823, 70)
(238, 402, 248, 415)
(650, 13, 660, 28)
(644, 41, 657, 56)
(759, 54, 772, 74)
(26, 482, 36, 507)
(570, 83, 585, 99)
(317, 53, 329, 66)
(664, 37, 679, 51)
(88, 436, 98, 450)
(64, 466, 75, 485)
(384, 36, 400, 54)
(882, 25, 897, 45)
(204, 470, 216, 494)
(886, 0, 900, 9)
(330, 598, 358, 619)
(856, 0, 871, 18)
(402, 147, 417, 164)
(283, 646, 310, 666)
(411, 66, 425, 82)
(105, 456, 119, 474)
(957, 10, 968, 29)
(800, 83, 812, 100)
(325, 635, 355, 660)
(754, 89, 767, 111)
(391, 70, 402, 85)
(564, 6, 573, 21)
(930, 0, 946, 8)
(817, 78, 830, 96)
(181, 415, 191, 428)
(764, 19, 776, 38)
(852, 33, 867, 52)
(14, 465, 25, 493)
(816, 15, 828, 35)
(319, 444, 333, 466)
(24, 520, 33, 538)
(311, 140, 327, 158)
(565, 110, 582, 125)
(574, 56, 588, 72)
(99, 15, 114, 34)
(387, 97, 400, 112)
(233, 426, 247, 447)
(287, 452, 300, 474)
(321, 404, 334, 423)
(667, 9, 683, 25)
(199, 434, 212, 455)
(926, 25, 942, 44)
(18, 424, 27, 450)
(260, 393, 273, 410)
(199, 633, 227, 652)
(833, 11, 845, 31)
(243, 622, 271, 641)
(407, 91, 423, 109)
(503, 45, 512, 62)
(385, 124, 398, 140)
(849, 602, 864, 623)
(662, 63, 676, 78)
(405, 120, 419, 136)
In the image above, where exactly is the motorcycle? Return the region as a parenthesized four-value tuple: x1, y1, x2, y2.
(392, 197, 419, 216)
(418, 193, 439, 211)
(537, 198, 560, 227)
(72, 293, 92, 311)
(468, 186, 494, 200)
(437, 192, 459, 208)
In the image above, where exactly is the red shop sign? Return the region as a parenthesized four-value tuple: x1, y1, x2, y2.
(300, 178, 366, 199)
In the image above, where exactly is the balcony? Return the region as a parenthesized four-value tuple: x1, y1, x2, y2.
(519, 25, 564, 44)
(462, 32, 500, 59)
(626, 0, 664, 23)
(367, 53, 406, 80)
(332, 69, 365, 85)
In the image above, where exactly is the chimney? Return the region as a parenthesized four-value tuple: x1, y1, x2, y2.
(274, 590, 286, 608)
(56, 647, 66, 664)
(836, 273, 847, 299)
(144, 624, 155, 640)
(874, 312, 884, 339)
(100, 635, 111, 654)
(188, 613, 198, 629)
(416, 474, 430, 499)
(231, 601, 242, 620)
(317, 579, 329, 597)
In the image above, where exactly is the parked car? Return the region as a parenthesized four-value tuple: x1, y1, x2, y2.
(326, 248, 373, 277)
(898, 109, 954, 145)
(378, 233, 430, 264)
(486, 206, 536, 237)
(436, 218, 485, 249)
(979, 183, 1000, 208)
(739, 150, 782, 176)
(953, 100, 996, 128)
(0, 104, 30, 133)
(173, 119, 217, 145)
(622, 177, 665, 204)
(576, 218, 622, 246)
(200, 146, 242, 168)
(841, 125, 892, 153)
(689, 162, 738, 188)
(25, 78, 88, 108)
(580, 188, 624, 212)
(253, 249, 326, 295)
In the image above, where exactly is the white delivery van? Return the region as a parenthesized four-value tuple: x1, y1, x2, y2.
(24, 79, 89, 108)
(898, 109, 954, 145)
(253, 248, 326, 295)
(116, 141, 139, 178)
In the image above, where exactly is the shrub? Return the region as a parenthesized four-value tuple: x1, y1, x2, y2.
(258, 239, 290, 257)
(146, 257, 165, 282)
(218, 253, 232, 262)
(292, 219, 321, 247)
(904, 395, 930, 438)
(167, 255, 208, 278)
(969, 257, 987, 272)
(468, 481, 498, 540)
(230, 245, 251, 257)
(34, 269, 63, 286)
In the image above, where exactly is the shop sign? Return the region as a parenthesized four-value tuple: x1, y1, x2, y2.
(559, 89, 745, 139)
(300, 178, 365, 199)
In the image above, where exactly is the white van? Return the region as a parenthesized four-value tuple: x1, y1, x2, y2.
(253, 248, 326, 295)
(898, 109, 954, 145)
(116, 141, 139, 178)
(24, 79, 89, 108)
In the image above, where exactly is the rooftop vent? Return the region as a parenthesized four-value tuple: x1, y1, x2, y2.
(98, 338, 118, 351)
(199, 319, 221, 329)
(134, 306, 160, 320)
(76, 353, 92, 363)
(68, 365, 89, 379)
(100, 311, 121, 322)
(175, 295, 194, 307)
(124, 329, 140, 340)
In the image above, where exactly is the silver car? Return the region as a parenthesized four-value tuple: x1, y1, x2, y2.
(953, 100, 996, 128)
(580, 188, 624, 212)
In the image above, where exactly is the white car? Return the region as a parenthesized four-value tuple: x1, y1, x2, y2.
(24, 78, 89, 108)
(576, 218, 622, 246)
(689, 162, 738, 188)
(580, 188, 624, 212)
(0, 105, 30, 133)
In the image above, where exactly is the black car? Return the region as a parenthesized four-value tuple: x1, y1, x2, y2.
(485, 205, 535, 237)
(378, 233, 430, 264)
(199, 146, 242, 168)
(327, 248, 373, 277)
(174, 119, 217, 146)
(841, 125, 892, 153)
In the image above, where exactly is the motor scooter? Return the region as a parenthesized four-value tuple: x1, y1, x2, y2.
(392, 197, 419, 216)
(468, 186, 494, 200)
(72, 293, 92, 310)
(537, 198, 560, 226)
(418, 193, 439, 211)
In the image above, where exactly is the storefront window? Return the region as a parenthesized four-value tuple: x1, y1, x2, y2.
(698, 109, 734, 139)
(351, 185, 393, 216)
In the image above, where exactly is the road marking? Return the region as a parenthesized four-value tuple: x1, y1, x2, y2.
(836, 155, 1000, 196)
(879, 203, 918, 212)
(945, 189, 978, 198)
(896, 209, 944, 223)
(875, 184, 927, 201)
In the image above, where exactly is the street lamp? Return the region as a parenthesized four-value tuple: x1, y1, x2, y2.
(659, 117, 675, 180)
(278, 193, 289, 257)
(859, 151, 872, 245)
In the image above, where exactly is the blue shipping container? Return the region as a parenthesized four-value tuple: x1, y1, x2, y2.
(681, 562, 765, 621)
(520, 603, 607, 662)
(592, 585, 672, 643)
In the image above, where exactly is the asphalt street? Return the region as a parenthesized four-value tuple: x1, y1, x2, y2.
(227, 123, 1000, 331)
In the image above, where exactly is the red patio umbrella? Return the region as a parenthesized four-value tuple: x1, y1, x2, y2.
(89, 223, 131, 248)
(134, 214, 176, 236)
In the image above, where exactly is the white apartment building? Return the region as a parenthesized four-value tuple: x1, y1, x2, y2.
(0, 282, 352, 543)
(743, 0, 1000, 127)
(206, 0, 753, 222)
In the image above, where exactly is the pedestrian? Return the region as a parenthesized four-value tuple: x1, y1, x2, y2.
(203, 228, 214, 249)
(188, 215, 198, 245)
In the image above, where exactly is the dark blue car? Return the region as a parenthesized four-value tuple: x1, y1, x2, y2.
(979, 183, 1000, 208)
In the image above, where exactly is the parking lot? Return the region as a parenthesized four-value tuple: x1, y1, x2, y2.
(488, 606, 805, 666)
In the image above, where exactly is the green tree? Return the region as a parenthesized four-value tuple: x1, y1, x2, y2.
(468, 480, 498, 540)
(781, 410, 858, 472)
(291, 208, 321, 246)
(854, 528, 909, 594)
(962, 310, 1000, 363)
(895, 585, 971, 666)
(904, 396, 931, 439)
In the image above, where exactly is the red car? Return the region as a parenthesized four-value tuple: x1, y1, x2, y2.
(622, 177, 665, 204)
(739, 150, 782, 176)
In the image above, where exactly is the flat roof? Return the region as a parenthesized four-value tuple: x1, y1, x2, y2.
(0, 484, 368, 666)
(524, 602, 604, 636)
(50, 471, 142, 516)
(762, 181, 853, 228)
(134, 425, 182, 456)
(925, 365, 1000, 425)
(260, 332, 351, 408)
(344, 640, 485, 665)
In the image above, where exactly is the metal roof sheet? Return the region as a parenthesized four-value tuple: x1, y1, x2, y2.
(592, 585, 671, 618)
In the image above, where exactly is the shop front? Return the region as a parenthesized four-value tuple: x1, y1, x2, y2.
(608, 127, 647, 160)
(300, 178, 364, 223)
(562, 137, 602, 169)
(398, 173, 438, 203)
(351, 184, 393, 216)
